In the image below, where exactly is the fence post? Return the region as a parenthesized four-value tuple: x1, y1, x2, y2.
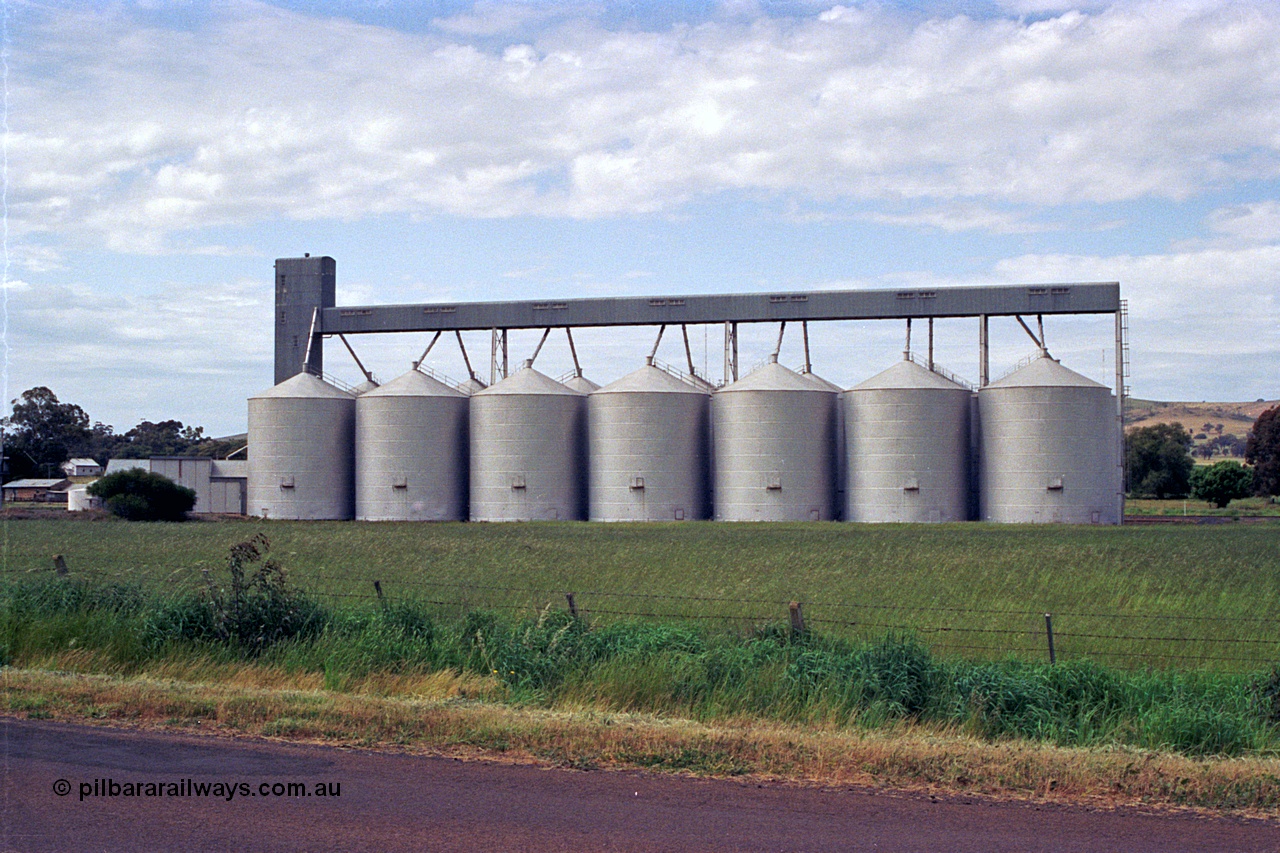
(566, 592, 578, 618)
(53, 555, 68, 576)
(1044, 613, 1056, 665)
(789, 601, 806, 638)
(373, 580, 386, 609)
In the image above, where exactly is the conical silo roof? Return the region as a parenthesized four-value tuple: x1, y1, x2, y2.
(596, 362, 709, 395)
(718, 358, 824, 394)
(352, 379, 380, 395)
(852, 358, 966, 392)
(799, 369, 844, 393)
(475, 364, 584, 397)
(250, 372, 354, 400)
(563, 373, 601, 394)
(362, 369, 466, 398)
(459, 377, 488, 395)
(987, 355, 1107, 389)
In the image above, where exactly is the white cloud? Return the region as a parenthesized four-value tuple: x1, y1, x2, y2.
(988, 244, 1280, 398)
(14, 0, 1280, 250)
(1205, 200, 1280, 245)
(432, 1, 562, 36)
(4, 277, 272, 434)
(860, 204, 1050, 234)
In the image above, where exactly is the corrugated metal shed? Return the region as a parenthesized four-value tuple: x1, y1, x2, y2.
(104, 460, 149, 475)
(151, 457, 214, 513)
(101, 458, 245, 514)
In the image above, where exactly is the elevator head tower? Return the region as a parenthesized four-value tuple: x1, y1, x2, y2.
(275, 255, 335, 385)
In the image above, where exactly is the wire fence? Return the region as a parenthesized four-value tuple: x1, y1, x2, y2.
(5, 561, 1280, 669)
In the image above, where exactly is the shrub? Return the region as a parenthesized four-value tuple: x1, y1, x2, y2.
(1190, 461, 1254, 508)
(87, 469, 196, 521)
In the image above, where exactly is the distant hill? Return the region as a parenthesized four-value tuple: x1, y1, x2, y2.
(1124, 398, 1277, 460)
(1124, 398, 1275, 432)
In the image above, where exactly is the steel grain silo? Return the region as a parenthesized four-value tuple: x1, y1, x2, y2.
(712, 357, 836, 521)
(356, 369, 468, 521)
(845, 359, 971, 523)
(248, 372, 355, 519)
(979, 355, 1119, 524)
(469, 362, 586, 521)
(588, 359, 710, 521)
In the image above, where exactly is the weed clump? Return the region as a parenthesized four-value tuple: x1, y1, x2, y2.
(146, 533, 326, 655)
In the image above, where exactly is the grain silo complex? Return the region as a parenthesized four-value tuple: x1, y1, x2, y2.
(712, 356, 837, 521)
(355, 369, 469, 521)
(247, 372, 355, 520)
(978, 354, 1120, 524)
(260, 256, 1129, 525)
(845, 358, 971, 523)
(469, 362, 586, 521)
(588, 358, 710, 521)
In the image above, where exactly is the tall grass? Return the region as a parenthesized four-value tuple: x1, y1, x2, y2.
(4, 573, 1279, 759)
(4, 518, 1279, 668)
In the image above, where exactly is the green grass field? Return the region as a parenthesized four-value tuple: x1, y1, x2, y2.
(3, 516, 1279, 670)
(1125, 497, 1280, 517)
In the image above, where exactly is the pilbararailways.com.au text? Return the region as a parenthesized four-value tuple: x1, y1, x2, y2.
(54, 778, 341, 802)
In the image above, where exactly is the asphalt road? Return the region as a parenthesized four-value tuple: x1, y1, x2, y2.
(1, 718, 1277, 852)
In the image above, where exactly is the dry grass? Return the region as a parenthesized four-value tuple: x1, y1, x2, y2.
(5, 666, 1280, 816)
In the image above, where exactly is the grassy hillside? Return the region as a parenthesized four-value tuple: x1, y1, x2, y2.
(1124, 398, 1276, 460)
(4, 517, 1278, 669)
(1124, 398, 1276, 428)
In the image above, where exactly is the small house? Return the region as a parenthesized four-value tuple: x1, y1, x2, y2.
(2, 478, 72, 503)
(62, 458, 103, 477)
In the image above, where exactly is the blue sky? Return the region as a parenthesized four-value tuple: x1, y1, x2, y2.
(7, 0, 1280, 436)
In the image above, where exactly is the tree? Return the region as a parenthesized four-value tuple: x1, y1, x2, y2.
(122, 419, 206, 457)
(1, 387, 91, 479)
(1247, 406, 1280, 497)
(87, 469, 196, 521)
(1125, 423, 1194, 498)
(1190, 461, 1254, 508)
